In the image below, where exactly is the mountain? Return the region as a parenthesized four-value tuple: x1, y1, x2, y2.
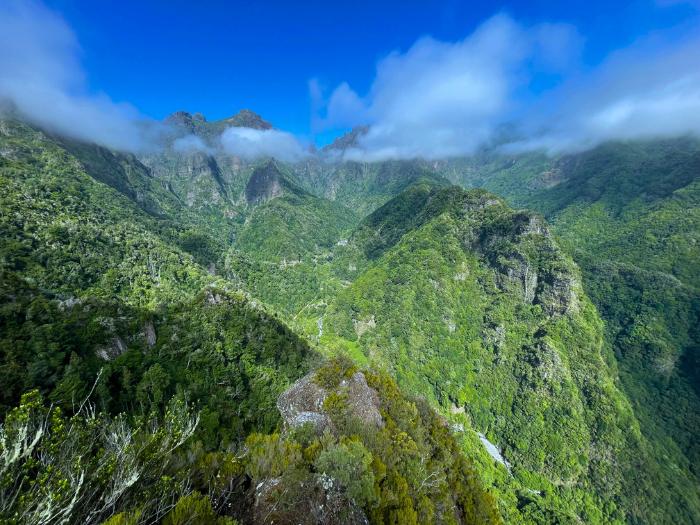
(294, 159, 450, 216)
(458, 140, 700, 522)
(290, 141, 700, 523)
(1, 112, 699, 524)
(0, 116, 499, 524)
(322, 125, 369, 153)
(244, 160, 291, 204)
(165, 108, 273, 138)
(292, 182, 697, 523)
(234, 161, 359, 260)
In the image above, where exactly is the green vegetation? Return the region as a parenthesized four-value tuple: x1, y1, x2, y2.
(0, 118, 500, 523)
(1, 114, 698, 523)
(427, 140, 700, 524)
(312, 185, 690, 524)
(240, 357, 501, 524)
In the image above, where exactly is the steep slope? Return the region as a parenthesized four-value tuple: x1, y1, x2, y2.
(300, 142, 700, 523)
(0, 117, 501, 524)
(234, 161, 359, 261)
(314, 184, 699, 524)
(139, 109, 275, 216)
(295, 158, 450, 216)
(164, 108, 273, 139)
(433, 140, 700, 508)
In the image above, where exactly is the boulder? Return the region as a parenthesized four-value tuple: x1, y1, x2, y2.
(277, 370, 384, 434)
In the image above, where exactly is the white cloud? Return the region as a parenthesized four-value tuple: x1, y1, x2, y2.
(220, 127, 308, 162)
(0, 0, 162, 152)
(172, 134, 211, 154)
(314, 15, 582, 160)
(507, 35, 700, 153)
(314, 12, 700, 159)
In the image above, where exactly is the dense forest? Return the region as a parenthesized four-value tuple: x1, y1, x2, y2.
(1, 114, 698, 524)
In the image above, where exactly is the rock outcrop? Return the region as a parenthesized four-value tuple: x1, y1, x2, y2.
(277, 373, 332, 432)
(245, 161, 285, 205)
(277, 370, 384, 434)
(95, 336, 127, 361)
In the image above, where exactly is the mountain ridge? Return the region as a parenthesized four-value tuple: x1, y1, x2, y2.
(1, 113, 698, 524)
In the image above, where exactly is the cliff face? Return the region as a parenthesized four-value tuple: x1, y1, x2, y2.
(244, 161, 286, 205)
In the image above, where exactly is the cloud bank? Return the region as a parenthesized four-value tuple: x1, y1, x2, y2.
(172, 134, 212, 154)
(0, 0, 307, 160)
(3, 1, 700, 161)
(509, 36, 700, 152)
(314, 13, 700, 160)
(220, 127, 308, 162)
(0, 0, 161, 152)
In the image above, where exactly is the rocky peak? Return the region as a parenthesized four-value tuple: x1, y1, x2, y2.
(323, 125, 369, 152)
(277, 370, 384, 434)
(222, 109, 272, 130)
(164, 110, 196, 131)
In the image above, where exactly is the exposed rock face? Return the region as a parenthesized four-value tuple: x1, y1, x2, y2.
(245, 162, 285, 205)
(498, 254, 538, 304)
(277, 371, 384, 433)
(164, 110, 198, 132)
(164, 108, 271, 134)
(536, 271, 579, 316)
(339, 372, 383, 427)
(472, 207, 579, 316)
(323, 126, 369, 153)
(203, 289, 225, 306)
(139, 148, 233, 211)
(96, 336, 127, 361)
(276, 373, 332, 432)
(223, 109, 272, 130)
(143, 321, 157, 349)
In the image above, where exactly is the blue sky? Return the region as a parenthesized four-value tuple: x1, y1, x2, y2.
(40, 0, 698, 139)
(1, 0, 699, 157)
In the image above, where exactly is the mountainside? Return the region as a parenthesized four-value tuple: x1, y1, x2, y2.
(165, 108, 273, 139)
(295, 159, 450, 216)
(1, 113, 699, 525)
(0, 118, 500, 524)
(431, 141, 700, 506)
(234, 161, 359, 260)
(473, 141, 700, 524)
(289, 141, 700, 524)
(314, 184, 698, 524)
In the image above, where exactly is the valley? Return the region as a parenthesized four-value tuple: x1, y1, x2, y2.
(1, 112, 697, 524)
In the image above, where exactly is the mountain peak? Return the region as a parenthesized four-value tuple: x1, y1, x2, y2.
(324, 125, 369, 152)
(164, 110, 195, 128)
(222, 109, 272, 130)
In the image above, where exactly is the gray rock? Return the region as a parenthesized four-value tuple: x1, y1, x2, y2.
(204, 289, 224, 305)
(277, 373, 331, 433)
(536, 271, 579, 316)
(498, 254, 538, 303)
(143, 321, 157, 349)
(339, 372, 384, 428)
(277, 371, 384, 434)
(96, 336, 127, 361)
